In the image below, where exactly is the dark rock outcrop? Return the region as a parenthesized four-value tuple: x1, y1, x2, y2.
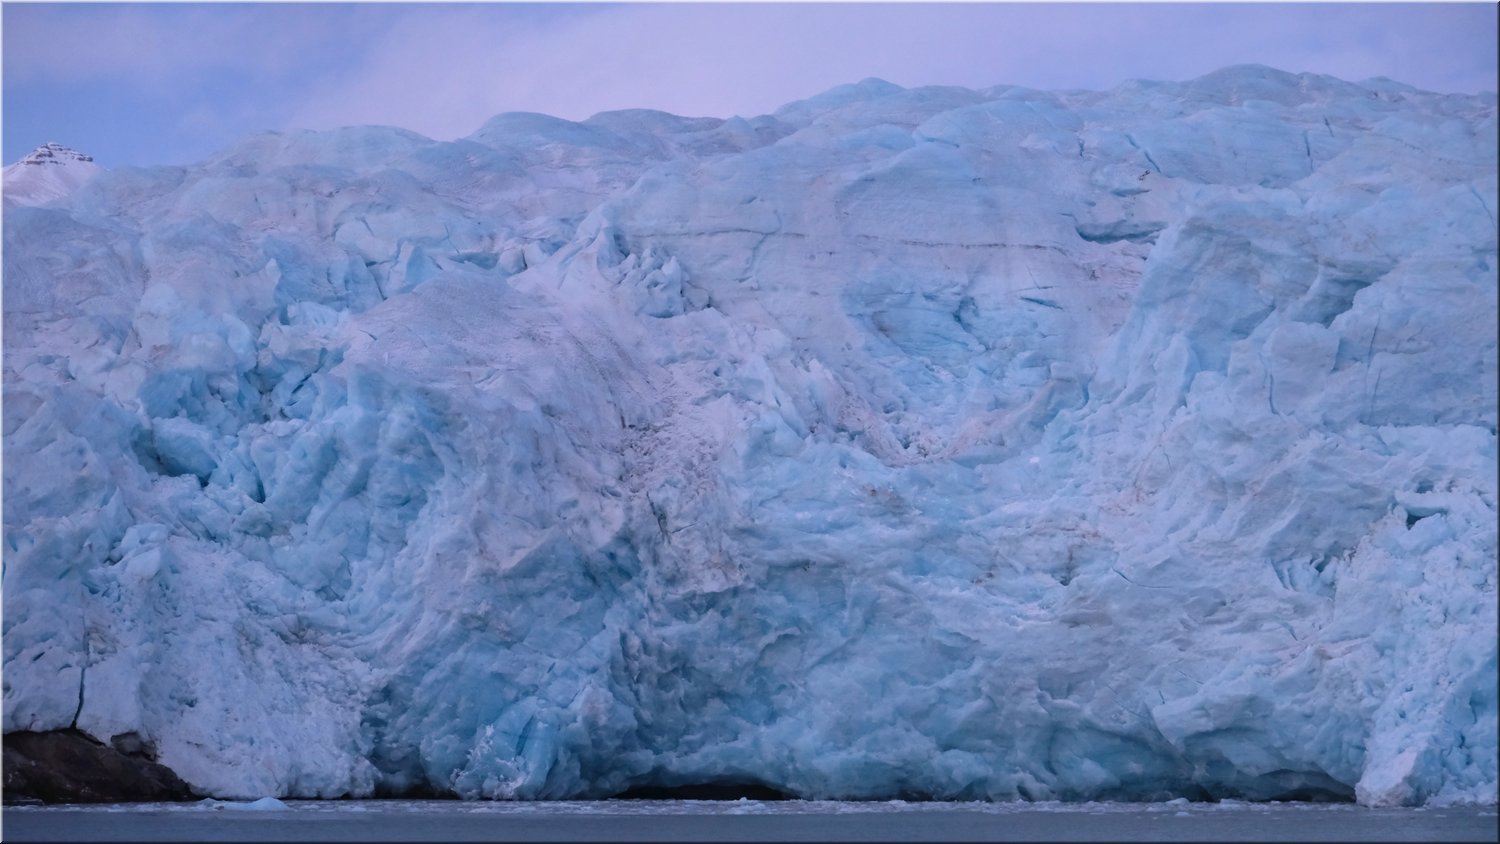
(3, 729, 197, 803)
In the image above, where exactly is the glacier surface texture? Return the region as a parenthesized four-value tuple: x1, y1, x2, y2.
(3, 66, 1497, 807)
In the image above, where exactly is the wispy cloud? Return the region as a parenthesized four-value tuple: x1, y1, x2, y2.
(3, 4, 372, 86)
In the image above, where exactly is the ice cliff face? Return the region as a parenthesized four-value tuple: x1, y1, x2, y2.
(3, 65, 1496, 806)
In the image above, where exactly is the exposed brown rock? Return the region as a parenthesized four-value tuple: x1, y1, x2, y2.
(3, 729, 197, 803)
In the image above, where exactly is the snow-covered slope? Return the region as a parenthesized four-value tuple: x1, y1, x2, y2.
(3, 65, 1496, 806)
(2, 143, 102, 207)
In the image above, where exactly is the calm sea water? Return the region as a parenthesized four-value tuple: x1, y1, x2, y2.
(3, 799, 1496, 842)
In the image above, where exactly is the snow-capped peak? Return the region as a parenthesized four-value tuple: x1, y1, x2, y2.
(14, 142, 96, 166)
(4, 142, 102, 207)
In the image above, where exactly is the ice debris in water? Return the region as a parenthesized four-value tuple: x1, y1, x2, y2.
(198, 797, 291, 811)
(2, 65, 1496, 806)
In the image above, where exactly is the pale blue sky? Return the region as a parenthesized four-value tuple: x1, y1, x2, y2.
(4, 2, 1496, 167)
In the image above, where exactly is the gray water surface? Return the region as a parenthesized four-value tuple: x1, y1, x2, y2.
(4, 799, 1497, 842)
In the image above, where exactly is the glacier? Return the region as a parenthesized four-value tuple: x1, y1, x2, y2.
(2, 65, 1496, 807)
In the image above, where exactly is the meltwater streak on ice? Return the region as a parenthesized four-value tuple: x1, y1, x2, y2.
(2, 65, 1496, 806)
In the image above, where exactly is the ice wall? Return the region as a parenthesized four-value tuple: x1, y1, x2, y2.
(4, 65, 1496, 806)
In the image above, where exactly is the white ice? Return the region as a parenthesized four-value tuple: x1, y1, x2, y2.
(3, 65, 1496, 806)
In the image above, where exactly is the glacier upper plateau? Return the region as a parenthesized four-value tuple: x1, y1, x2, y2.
(2, 65, 1496, 808)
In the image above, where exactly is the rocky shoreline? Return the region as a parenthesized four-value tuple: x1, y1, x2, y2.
(3, 729, 197, 804)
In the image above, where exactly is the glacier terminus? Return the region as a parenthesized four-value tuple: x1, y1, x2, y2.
(2, 65, 1496, 808)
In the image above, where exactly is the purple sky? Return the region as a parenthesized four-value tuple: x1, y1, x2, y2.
(4, 2, 1497, 167)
